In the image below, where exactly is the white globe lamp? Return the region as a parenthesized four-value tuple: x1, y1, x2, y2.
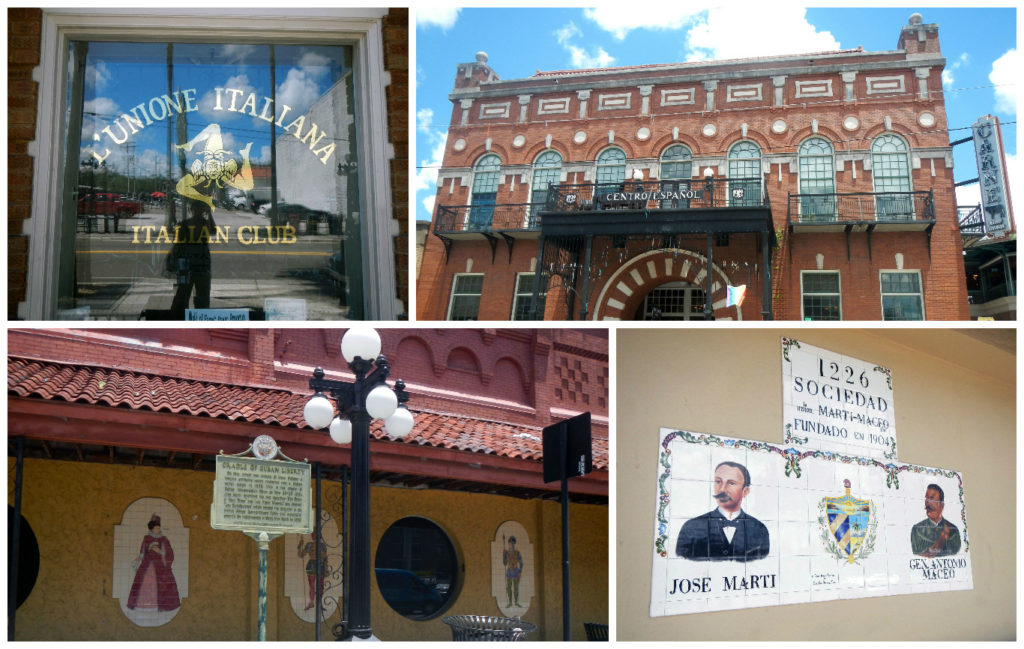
(303, 394, 335, 429)
(385, 407, 415, 438)
(329, 417, 353, 445)
(341, 327, 382, 363)
(365, 385, 398, 420)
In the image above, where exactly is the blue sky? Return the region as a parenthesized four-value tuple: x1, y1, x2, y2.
(415, 6, 1018, 222)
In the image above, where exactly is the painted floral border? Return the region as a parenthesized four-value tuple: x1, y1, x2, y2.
(654, 429, 969, 557)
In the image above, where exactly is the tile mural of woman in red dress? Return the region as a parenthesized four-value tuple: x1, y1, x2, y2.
(127, 514, 181, 612)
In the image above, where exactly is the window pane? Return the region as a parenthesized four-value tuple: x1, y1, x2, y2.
(375, 517, 458, 620)
(802, 273, 839, 293)
(65, 40, 360, 320)
(880, 272, 920, 293)
(882, 295, 923, 320)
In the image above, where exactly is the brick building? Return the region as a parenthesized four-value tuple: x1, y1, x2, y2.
(7, 327, 608, 640)
(417, 13, 972, 321)
(8, 8, 409, 321)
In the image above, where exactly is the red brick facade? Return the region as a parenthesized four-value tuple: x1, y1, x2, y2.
(418, 16, 970, 321)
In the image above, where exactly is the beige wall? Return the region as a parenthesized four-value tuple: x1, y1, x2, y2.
(9, 458, 607, 641)
(616, 328, 1015, 641)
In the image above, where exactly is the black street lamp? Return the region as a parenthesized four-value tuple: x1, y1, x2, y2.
(302, 327, 414, 640)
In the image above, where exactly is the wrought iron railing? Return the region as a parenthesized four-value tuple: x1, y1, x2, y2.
(434, 202, 542, 234)
(957, 204, 985, 234)
(544, 177, 767, 212)
(786, 190, 935, 224)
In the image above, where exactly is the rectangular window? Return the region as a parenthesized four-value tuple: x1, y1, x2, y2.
(60, 38, 363, 320)
(880, 271, 924, 320)
(447, 274, 484, 320)
(801, 272, 842, 320)
(511, 273, 546, 320)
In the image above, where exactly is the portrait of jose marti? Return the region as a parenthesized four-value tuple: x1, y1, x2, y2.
(676, 461, 770, 562)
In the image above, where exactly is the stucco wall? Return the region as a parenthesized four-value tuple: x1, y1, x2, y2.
(616, 328, 1014, 641)
(9, 458, 607, 641)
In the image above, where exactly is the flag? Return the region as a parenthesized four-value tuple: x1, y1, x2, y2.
(726, 284, 747, 307)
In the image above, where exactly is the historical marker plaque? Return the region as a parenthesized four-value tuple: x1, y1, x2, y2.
(211, 455, 313, 534)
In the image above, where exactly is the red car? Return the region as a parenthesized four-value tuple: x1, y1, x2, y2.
(77, 192, 142, 217)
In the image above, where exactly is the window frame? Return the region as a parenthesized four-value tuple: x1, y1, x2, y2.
(797, 137, 836, 221)
(528, 150, 562, 221)
(24, 8, 397, 320)
(727, 140, 762, 207)
(879, 269, 925, 321)
(870, 134, 914, 221)
(446, 273, 484, 321)
(510, 272, 546, 320)
(800, 270, 842, 321)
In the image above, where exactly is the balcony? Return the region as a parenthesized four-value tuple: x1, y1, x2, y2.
(433, 203, 542, 237)
(786, 190, 935, 234)
(958, 204, 986, 248)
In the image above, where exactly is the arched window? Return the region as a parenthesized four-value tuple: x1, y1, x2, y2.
(660, 144, 693, 208)
(596, 147, 626, 184)
(727, 141, 762, 207)
(469, 153, 501, 229)
(595, 147, 626, 208)
(530, 150, 562, 220)
(871, 134, 913, 221)
(798, 137, 836, 221)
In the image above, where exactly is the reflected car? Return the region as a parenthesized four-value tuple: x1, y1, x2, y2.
(374, 568, 444, 617)
(77, 192, 142, 217)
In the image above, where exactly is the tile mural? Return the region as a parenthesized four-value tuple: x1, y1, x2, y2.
(285, 512, 343, 623)
(491, 521, 534, 617)
(650, 428, 972, 616)
(113, 498, 189, 627)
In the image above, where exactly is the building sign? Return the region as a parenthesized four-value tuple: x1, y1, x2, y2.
(650, 428, 972, 617)
(211, 454, 313, 535)
(595, 184, 703, 208)
(781, 338, 896, 460)
(972, 116, 1012, 237)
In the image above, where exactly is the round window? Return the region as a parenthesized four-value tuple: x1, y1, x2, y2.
(8, 505, 40, 608)
(374, 516, 459, 620)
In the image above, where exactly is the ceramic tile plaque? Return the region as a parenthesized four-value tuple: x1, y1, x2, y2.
(650, 428, 972, 617)
(782, 338, 897, 461)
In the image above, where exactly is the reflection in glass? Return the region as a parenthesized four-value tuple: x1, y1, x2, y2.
(63, 40, 361, 320)
(374, 517, 458, 620)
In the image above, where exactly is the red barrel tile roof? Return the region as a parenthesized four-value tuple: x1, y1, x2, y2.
(8, 356, 607, 470)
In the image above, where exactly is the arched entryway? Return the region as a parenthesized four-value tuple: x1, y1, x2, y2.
(591, 249, 745, 320)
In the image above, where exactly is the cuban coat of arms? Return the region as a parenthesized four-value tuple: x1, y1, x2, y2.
(819, 479, 877, 563)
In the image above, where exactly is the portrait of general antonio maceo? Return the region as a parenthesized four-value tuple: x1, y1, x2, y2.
(675, 461, 770, 562)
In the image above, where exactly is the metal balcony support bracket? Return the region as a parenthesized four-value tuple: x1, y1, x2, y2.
(499, 232, 515, 263)
(844, 224, 854, 261)
(434, 233, 454, 265)
(926, 222, 935, 259)
(865, 223, 876, 261)
(482, 232, 499, 264)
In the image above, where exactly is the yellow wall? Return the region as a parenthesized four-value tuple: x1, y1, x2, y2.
(8, 458, 607, 641)
(616, 328, 1015, 641)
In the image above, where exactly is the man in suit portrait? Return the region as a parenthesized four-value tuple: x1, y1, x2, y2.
(676, 461, 770, 562)
(910, 484, 961, 557)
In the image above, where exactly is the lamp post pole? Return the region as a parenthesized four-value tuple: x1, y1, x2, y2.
(303, 328, 414, 641)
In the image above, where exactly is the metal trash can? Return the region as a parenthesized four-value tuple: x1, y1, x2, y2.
(442, 615, 537, 641)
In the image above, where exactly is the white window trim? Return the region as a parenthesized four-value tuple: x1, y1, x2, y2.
(23, 8, 398, 320)
(511, 272, 545, 320)
(800, 270, 842, 321)
(446, 273, 484, 321)
(879, 270, 926, 320)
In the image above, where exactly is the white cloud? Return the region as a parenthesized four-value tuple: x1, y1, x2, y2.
(583, 6, 704, 41)
(85, 61, 112, 93)
(554, 21, 616, 69)
(990, 48, 1018, 115)
(943, 52, 969, 88)
(276, 68, 322, 118)
(956, 151, 1018, 212)
(415, 108, 447, 219)
(198, 74, 257, 122)
(417, 6, 460, 31)
(685, 6, 840, 61)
